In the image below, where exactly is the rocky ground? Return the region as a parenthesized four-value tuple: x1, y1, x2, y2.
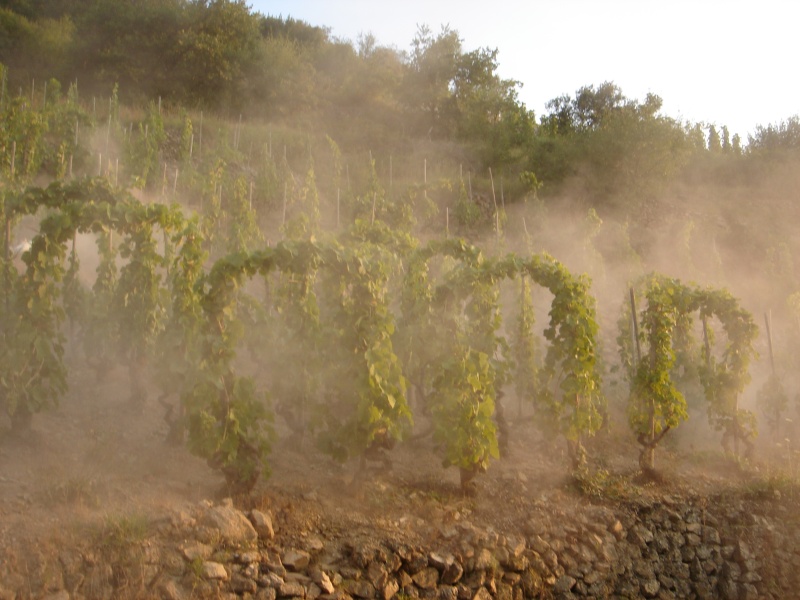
(1, 355, 800, 600)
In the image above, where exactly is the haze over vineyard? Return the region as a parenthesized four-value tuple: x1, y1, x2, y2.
(2, 2, 800, 599)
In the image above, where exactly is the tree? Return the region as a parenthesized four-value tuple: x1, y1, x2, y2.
(403, 24, 462, 138)
(173, 0, 262, 108)
(535, 83, 695, 218)
(707, 124, 721, 152)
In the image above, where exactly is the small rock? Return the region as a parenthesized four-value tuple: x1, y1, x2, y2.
(278, 581, 306, 598)
(231, 573, 258, 594)
(439, 585, 458, 600)
(442, 561, 464, 585)
(311, 568, 335, 595)
(343, 579, 376, 599)
(237, 550, 260, 564)
(203, 561, 229, 581)
(283, 549, 311, 571)
(250, 510, 276, 540)
(610, 520, 626, 540)
(255, 588, 277, 600)
(181, 542, 214, 561)
(553, 575, 576, 593)
(382, 578, 400, 600)
(202, 504, 257, 545)
(412, 567, 439, 589)
(367, 562, 389, 588)
(472, 587, 493, 600)
(640, 578, 660, 598)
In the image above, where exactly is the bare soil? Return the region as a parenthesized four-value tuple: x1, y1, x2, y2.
(0, 344, 789, 598)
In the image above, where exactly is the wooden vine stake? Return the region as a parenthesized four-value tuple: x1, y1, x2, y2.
(424, 158, 427, 201)
(764, 311, 775, 376)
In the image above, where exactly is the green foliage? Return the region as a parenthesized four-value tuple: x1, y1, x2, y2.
(402, 241, 603, 475)
(431, 347, 498, 472)
(757, 374, 788, 434)
(620, 275, 758, 470)
(511, 275, 537, 410)
(125, 101, 166, 189)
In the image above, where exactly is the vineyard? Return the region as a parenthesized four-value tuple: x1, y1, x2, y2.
(3, 64, 800, 600)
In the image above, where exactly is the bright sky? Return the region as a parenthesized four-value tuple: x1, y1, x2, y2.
(249, 0, 798, 140)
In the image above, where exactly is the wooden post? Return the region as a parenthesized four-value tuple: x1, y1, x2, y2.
(4, 216, 10, 312)
(98, 153, 102, 177)
(189, 133, 194, 159)
(765, 312, 775, 375)
(629, 288, 642, 364)
(69, 154, 73, 179)
(4, 218, 10, 264)
(424, 158, 427, 200)
(489, 167, 498, 212)
(0, 66, 6, 112)
(173, 167, 179, 194)
(282, 182, 287, 228)
(235, 114, 242, 151)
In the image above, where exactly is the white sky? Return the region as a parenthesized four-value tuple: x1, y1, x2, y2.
(249, 0, 798, 140)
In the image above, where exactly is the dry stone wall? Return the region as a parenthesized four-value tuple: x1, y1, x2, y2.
(2, 491, 797, 599)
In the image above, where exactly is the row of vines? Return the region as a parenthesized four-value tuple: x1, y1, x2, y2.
(0, 69, 784, 493)
(0, 174, 772, 493)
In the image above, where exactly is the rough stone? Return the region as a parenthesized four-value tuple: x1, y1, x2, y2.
(381, 578, 400, 600)
(283, 549, 311, 571)
(442, 560, 464, 585)
(250, 510, 276, 540)
(310, 569, 335, 595)
(255, 589, 277, 600)
(231, 573, 258, 595)
(182, 541, 213, 561)
(412, 567, 439, 589)
(203, 561, 229, 581)
(343, 579, 376, 599)
(472, 587, 493, 600)
(640, 578, 660, 598)
(278, 580, 306, 598)
(201, 504, 258, 545)
(553, 575, 576, 594)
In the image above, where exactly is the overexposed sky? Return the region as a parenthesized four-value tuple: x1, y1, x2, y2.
(249, 0, 798, 139)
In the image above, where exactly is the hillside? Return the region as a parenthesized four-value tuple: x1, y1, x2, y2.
(2, 2, 800, 600)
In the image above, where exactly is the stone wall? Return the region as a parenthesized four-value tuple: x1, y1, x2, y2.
(3, 490, 796, 600)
